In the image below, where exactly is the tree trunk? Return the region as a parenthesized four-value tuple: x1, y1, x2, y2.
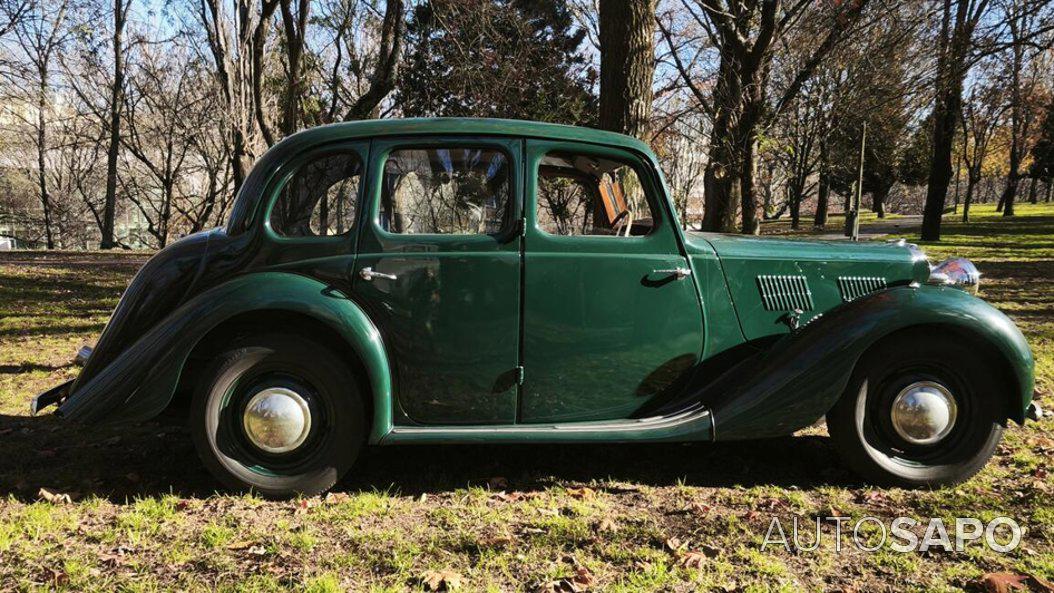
(700, 44, 744, 233)
(873, 183, 890, 218)
(36, 70, 53, 249)
(740, 135, 759, 234)
(1001, 5, 1025, 218)
(921, 81, 963, 240)
(598, 0, 655, 140)
(1047, 178, 1053, 202)
(815, 138, 830, 228)
(962, 173, 977, 222)
(101, 0, 128, 249)
(789, 185, 802, 230)
(1028, 175, 1038, 203)
(278, 0, 309, 137)
(921, 0, 972, 241)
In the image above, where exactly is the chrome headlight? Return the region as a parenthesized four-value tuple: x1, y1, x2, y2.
(928, 257, 980, 294)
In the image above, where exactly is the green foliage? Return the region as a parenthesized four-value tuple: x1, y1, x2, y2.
(899, 114, 934, 186)
(396, 0, 597, 125)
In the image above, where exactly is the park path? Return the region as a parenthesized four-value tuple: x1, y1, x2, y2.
(812, 214, 923, 241)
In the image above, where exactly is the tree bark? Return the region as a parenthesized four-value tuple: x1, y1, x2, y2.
(1000, 0, 1026, 218)
(815, 135, 830, 228)
(278, 0, 308, 137)
(344, 0, 405, 120)
(962, 172, 978, 222)
(36, 70, 53, 249)
(920, 0, 978, 241)
(101, 0, 130, 249)
(873, 183, 891, 218)
(598, 0, 655, 140)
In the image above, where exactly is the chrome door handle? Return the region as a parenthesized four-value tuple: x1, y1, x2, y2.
(654, 267, 692, 279)
(359, 266, 397, 281)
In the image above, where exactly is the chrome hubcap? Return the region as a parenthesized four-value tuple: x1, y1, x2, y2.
(890, 381, 958, 445)
(242, 387, 312, 454)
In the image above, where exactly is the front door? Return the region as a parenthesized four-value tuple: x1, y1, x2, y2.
(521, 140, 704, 423)
(352, 137, 522, 425)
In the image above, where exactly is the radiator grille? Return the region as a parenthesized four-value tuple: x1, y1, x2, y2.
(837, 276, 887, 302)
(756, 275, 814, 311)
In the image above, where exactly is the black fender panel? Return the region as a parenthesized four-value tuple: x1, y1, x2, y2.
(56, 272, 393, 436)
(707, 285, 1034, 440)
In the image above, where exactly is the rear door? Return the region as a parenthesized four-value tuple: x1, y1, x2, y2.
(521, 140, 704, 423)
(351, 137, 522, 425)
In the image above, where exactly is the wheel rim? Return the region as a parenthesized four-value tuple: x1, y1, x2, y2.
(242, 387, 313, 454)
(861, 361, 979, 468)
(889, 381, 958, 446)
(210, 358, 332, 478)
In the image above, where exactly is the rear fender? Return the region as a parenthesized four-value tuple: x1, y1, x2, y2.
(707, 285, 1034, 440)
(58, 272, 394, 442)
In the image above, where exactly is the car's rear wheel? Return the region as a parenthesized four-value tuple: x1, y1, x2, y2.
(189, 333, 364, 498)
(826, 333, 1004, 487)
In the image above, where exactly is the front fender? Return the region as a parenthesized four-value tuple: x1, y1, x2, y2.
(708, 284, 1034, 440)
(58, 272, 394, 441)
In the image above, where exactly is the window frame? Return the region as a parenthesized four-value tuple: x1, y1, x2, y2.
(527, 141, 669, 249)
(261, 142, 369, 244)
(367, 138, 521, 242)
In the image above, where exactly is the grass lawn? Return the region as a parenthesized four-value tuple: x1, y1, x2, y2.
(0, 203, 1051, 592)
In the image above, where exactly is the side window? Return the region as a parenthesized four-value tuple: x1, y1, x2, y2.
(535, 152, 654, 237)
(380, 147, 510, 235)
(270, 152, 362, 237)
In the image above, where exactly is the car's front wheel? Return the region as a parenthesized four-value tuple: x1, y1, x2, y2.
(826, 333, 1004, 487)
(189, 333, 364, 498)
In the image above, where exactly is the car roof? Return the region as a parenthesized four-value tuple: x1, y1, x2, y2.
(278, 117, 654, 155)
(227, 118, 657, 234)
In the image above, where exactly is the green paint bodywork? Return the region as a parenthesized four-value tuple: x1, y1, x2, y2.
(52, 118, 1036, 445)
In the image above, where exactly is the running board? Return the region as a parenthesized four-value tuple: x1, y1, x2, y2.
(378, 404, 713, 444)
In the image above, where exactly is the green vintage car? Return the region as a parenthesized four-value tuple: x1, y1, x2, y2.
(33, 119, 1037, 497)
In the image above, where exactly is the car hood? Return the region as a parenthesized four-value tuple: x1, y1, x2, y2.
(686, 232, 931, 340)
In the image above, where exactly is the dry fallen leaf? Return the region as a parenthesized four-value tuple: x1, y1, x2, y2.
(491, 491, 526, 503)
(665, 537, 687, 553)
(571, 566, 595, 588)
(690, 501, 713, 515)
(422, 569, 463, 591)
(976, 573, 1031, 593)
(38, 487, 72, 505)
(292, 498, 319, 514)
(1032, 575, 1054, 592)
(858, 491, 890, 506)
(678, 550, 708, 569)
(324, 492, 349, 505)
(566, 487, 595, 500)
(43, 567, 68, 587)
(536, 566, 595, 593)
(595, 516, 618, 533)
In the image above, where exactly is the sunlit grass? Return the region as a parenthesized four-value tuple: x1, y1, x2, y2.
(0, 209, 1052, 590)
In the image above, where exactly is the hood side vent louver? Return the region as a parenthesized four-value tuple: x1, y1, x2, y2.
(837, 276, 887, 302)
(756, 275, 814, 311)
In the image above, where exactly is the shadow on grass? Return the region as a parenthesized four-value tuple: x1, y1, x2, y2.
(0, 412, 851, 503)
